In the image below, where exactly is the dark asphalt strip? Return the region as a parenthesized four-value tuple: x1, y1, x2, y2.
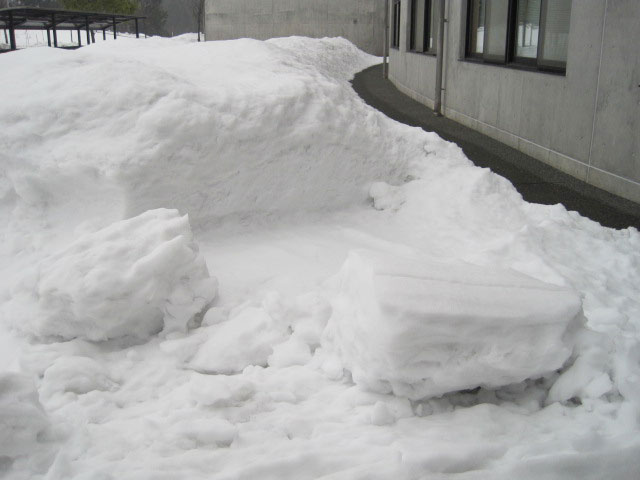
(351, 64, 640, 230)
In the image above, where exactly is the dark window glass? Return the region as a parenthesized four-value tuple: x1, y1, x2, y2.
(539, 0, 571, 68)
(410, 0, 436, 53)
(468, 0, 485, 56)
(392, 0, 401, 49)
(484, 0, 509, 62)
(428, 0, 438, 51)
(411, 0, 426, 51)
(515, 0, 541, 59)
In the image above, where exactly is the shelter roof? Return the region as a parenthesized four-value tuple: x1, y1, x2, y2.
(0, 6, 143, 31)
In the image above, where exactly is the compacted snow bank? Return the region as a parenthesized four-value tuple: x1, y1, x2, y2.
(1, 35, 639, 480)
(0, 34, 408, 240)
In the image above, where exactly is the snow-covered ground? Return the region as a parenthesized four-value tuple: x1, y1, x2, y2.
(1, 35, 639, 479)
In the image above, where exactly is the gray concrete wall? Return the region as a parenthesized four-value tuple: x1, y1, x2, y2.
(205, 0, 386, 56)
(389, 0, 640, 204)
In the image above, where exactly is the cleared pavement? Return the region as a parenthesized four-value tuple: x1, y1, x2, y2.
(352, 64, 640, 230)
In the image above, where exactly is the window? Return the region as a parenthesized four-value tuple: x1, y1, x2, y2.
(538, 0, 572, 69)
(468, 0, 486, 56)
(392, 0, 401, 49)
(466, 0, 571, 73)
(515, 0, 541, 62)
(410, 0, 437, 54)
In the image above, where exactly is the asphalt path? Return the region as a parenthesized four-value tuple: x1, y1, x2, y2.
(352, 64, 639, 230)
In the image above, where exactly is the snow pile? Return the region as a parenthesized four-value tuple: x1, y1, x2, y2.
(267, 35, 382, 82)
(189, 372, 255, 408)
(190, 292, 333, 373)
(5, 209, 216, 342)
(321, 250, 584, 399)
(39, 355, 116, 401)
(0, 373, 50, 461)
(190, 307, 289, 374)
(0, 36, 403, 238)
(0, 34, 639, 480)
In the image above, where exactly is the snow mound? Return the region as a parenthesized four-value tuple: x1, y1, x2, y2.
(6, 209, 216, 342)
(266, 35, 380, 81)
(0, 36, 405, 237)
(0, 373, 50, 460)
(190, 307, 289, 374)
(321, 250, 584, 399)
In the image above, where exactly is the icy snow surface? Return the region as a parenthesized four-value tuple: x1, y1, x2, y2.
(1, 35, 640, 479)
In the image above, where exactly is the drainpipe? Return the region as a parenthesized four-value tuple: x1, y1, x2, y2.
(434, 0, 446, 115)
(383, 0, 389, 79)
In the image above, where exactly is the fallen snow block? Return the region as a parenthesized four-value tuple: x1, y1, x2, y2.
(321, 251, 583, 399)
(190, 307, 288, 374)
(8, 209, 217, 342)
(0, 373, 50, 459)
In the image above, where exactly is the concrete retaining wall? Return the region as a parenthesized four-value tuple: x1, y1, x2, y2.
(389, 0, 640, 204)
(205, 0, 386, 56)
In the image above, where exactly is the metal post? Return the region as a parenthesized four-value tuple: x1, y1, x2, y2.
(77, 28, 81, 46)
(383, 0, 389, 79)
(52, 14, 58, 47)
(103, 28, 106, 41)
(86, 17, 91, 44)
(113, 17, 116, 39)
(434, 0, 446, 116)
(135, 18, 139, 38)
(8, 11, 16, 51)
(46, 28, 51, 47)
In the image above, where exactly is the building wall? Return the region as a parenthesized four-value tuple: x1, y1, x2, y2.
(389, 0, 640, 204)
(205, 0, 386, 56)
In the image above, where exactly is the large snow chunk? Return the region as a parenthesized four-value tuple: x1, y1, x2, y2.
(190, 307, 288, 374)
(8, 209, 216, 342)
(0, 373, 50, 459)
(321, 251, 583, 399)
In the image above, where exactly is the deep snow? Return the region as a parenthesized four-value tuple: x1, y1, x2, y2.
(1, 34, 639, 479)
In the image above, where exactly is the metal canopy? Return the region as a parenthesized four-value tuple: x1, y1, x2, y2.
(1, 7, 145, 51)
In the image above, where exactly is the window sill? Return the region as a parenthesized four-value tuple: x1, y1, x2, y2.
(461, 57, 566, 76)
(408, 50, 437, 57)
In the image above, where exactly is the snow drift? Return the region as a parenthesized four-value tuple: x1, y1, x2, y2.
(5, 209, 216, 341)
(0, 36, 414, 237)
(321, 250, 584, 399)
(0, 34, 639, 480)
